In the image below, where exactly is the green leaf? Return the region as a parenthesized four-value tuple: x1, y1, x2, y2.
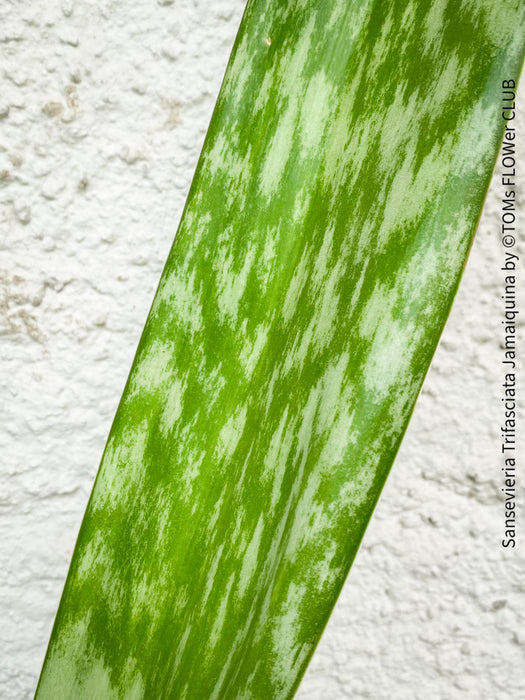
(36, 1, 524, 698)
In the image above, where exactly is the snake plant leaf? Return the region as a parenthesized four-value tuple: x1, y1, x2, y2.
(36, 0, 524, 698)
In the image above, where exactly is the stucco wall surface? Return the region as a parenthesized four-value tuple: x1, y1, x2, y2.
(1, 1, 523, 698)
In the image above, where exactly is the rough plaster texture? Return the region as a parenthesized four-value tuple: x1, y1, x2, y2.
(1, 1, 523, 698)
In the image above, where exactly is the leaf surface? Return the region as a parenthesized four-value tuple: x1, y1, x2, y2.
(36, 1, 524, 698)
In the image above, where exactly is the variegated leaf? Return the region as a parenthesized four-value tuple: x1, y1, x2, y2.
(36, 1, 524, 698)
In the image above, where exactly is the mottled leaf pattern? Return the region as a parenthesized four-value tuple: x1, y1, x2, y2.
(36, 0, 524, 698)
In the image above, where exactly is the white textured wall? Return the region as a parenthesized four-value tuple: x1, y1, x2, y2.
(1, 1, 523, 698)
